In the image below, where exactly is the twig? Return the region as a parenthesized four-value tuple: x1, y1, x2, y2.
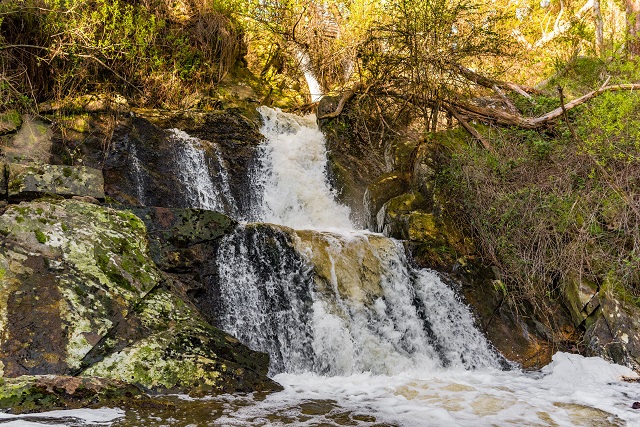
(557, 85, 579, 142)
(443, 104, 496, 154)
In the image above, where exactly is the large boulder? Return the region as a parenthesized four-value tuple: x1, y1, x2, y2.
(82, 286, 278, 394)
(127, 207, 237, 271)
(0, 199, 278, 394)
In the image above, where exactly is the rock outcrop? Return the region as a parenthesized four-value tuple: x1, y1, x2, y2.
(0, 198, 279, 403)
(0, 375, 144, 414)
(6, 162, 104, 201)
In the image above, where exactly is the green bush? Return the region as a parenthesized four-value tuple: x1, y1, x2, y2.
(439, 79, 640, 319)
(0, 0, 245, 109)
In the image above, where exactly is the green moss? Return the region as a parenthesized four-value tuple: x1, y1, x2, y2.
(34, 229, 48, 244)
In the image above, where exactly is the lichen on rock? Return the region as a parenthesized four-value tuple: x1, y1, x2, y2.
(0, 198, 277, 397)
(0, 375, 144, 414)
(7, 162, 105, 201)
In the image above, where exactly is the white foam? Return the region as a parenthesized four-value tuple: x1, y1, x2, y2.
(208, 354, 639, 427)
(254, 107, 354, 230)
(0, 407, 124, 425)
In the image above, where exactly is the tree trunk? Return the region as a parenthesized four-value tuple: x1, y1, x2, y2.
(594, 0, 604, 56)
(627, 0, 640, 56)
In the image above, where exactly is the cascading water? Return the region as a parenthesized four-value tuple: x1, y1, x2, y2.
(167, 128, 236, 214)
(210, 107, 640, 427)
(249, 106, 352, 229)
(32, 107, 639, 427)
(129, 144, 146, 205)
(216, 227, 501, 376)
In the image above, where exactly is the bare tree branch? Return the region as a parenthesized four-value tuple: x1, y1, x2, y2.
(453, 84, 640, 128)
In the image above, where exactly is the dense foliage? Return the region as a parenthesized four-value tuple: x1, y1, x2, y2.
(439, 59, 640, 322)
(0, 0, 246, 109)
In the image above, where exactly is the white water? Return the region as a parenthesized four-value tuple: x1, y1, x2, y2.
(210, 353, 640, 426)
(252, 106, 353, 229)
(214, 106, 640, 426)
(216, 227, 501, 376)
(129, 145, 146, 205)
(0, 408, 124, 426)
(168, 128, 230, 212)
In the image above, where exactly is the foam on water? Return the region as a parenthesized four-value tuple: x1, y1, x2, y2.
(0, 408, 124, 426)
(209, 353, 640, 426)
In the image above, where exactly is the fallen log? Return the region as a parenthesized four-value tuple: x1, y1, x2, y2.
(452, 84, 640, 129)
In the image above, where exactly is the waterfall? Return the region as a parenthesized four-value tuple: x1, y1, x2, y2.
(187, 106, 640, 426)
(215, 226, 501, 375)
(297, 51, 323, 102)
(167, 128, 235, 213)
(129, 144, 146, 205)
(214, 106, 501, 376)
(250, 106, 353, 229)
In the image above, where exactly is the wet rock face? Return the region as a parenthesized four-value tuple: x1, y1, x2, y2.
(317, 97, 386, 227)
(128, 207, 237, 271)
(98, 110, 262, 215)
(102, 116, 195, 207)
(0, 199, 278, 395)
(583, 295, 640, 371)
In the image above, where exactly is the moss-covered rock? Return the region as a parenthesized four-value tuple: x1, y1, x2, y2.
(7, 162, 105, 201)
(0, 199, 160, 375)
(83, 287, 280, 394)
(562, 275, 600, 328)
(0, 199, 278, 395)
(0, 375, 144, 414)
(39, 93, 130, 114)
(364, 172, 411, 230)
(128, 207, 237, 270)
